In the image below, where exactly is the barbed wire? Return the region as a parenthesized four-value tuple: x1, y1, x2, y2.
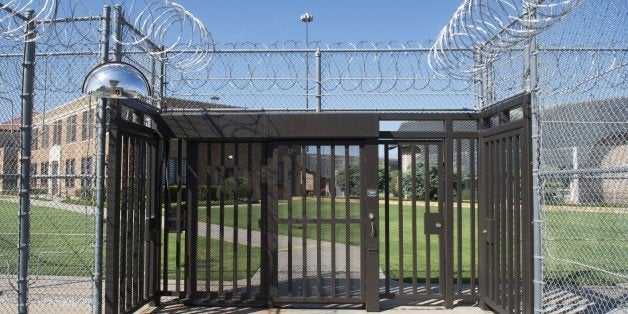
(429, 0, 584, 79)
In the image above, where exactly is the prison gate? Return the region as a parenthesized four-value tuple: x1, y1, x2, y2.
(103, 93, 532, 313)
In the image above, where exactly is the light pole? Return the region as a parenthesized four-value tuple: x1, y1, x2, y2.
(300, 12, 313, 109)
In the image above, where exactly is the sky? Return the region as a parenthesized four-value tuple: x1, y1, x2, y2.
(159, 1, 462, 44)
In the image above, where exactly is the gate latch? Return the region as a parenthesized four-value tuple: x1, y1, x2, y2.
(368, 212, 377, 237)
(424, 212, 444, 235)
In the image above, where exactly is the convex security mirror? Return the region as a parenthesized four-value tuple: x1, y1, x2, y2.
(83, 62, 152, 100)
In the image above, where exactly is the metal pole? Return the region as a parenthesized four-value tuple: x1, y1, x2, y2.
(314, 49, 321, 112)
(525, 1, 543, 312)
(18, 10, 36, 314)
(305, 23, 309, 110)
(93, 5, 111, 314)
(113, 5, 123, 62)
(159, 46, 166, 109)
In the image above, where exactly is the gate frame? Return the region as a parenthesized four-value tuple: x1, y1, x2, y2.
(104, 99, 164, 314)
(478, 93, 534, 313)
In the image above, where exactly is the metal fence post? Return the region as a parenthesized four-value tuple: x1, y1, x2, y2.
(17, 10, 36, 314)
(93, 5, 111, 314)
(524, 1, 542, 312)
(315, 49, 321, 112)
(113, 5, 123, 62)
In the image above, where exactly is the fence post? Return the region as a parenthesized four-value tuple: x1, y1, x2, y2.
(315, 49, 321, 112)
(17, 10, 36, 314)
(93, 5, 111, 314)
(524, 1, 542, 312)
(113, 5, 123, 62)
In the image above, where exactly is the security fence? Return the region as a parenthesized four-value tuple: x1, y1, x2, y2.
(0, 0, 626, 313)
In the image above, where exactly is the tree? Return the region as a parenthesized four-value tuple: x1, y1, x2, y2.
(335, 163, 360, 197)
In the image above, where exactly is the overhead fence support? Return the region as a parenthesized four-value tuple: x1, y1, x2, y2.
(17, 10, 36, 314)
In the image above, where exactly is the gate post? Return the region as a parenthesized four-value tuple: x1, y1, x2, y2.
(185, 141, 199, 301)
(362, 140, 379, 312)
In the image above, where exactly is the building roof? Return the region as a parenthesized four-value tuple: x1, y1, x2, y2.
(0, 113, 41, 131)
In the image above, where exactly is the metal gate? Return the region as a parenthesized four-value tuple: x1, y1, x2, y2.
(101, 104, 533, 312)
(270, 142, 366, 304)
(377, 113, 480, 307)
(105, 100, 163, 313)
(479, 94, 533, 313)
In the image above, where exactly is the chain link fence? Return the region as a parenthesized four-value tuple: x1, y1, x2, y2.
(487, 0, 627, 312)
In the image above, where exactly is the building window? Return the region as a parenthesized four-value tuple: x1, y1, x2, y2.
(53, 120, 62, 145)
(32, 127, 38, 150)
(81, 111, 92, 140)
(31, 165, 37, 186)
(80, 156, 92, 189)
(65, 158, 75, 188)
(66, 115, 77, 143)
(41, 124, 49, 148)
(41, 162, 49, 188)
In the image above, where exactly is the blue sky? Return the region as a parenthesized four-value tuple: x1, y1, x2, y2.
(166, 1, 461, 44)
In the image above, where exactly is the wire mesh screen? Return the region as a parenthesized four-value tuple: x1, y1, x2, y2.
(535, 0, 627, 312)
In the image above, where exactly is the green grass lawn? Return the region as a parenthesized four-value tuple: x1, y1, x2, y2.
(542, 210, 628, 285)
(2, 198, 625, 286)
(0, 200, 94, 277)
(164, 233, 261, 282)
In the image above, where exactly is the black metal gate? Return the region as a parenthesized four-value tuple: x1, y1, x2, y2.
(105, 100, 163, 314)
(479, 94, 533, 313)
(270, 142, 367, 304)
(102, 101, 533, 312)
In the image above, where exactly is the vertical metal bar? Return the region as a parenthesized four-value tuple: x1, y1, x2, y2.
(219, 143, 225, 293)
(268, 144, 279, 301)
(363, 141, 380, 312)
(162, 141, 171, 293)
(246, 143, 253, 294)
(478, 139, 487, 309)
(506, 136, 514, 312)
(330, 145, 337, 298)
(522, 105, 534, 313)
(514, 135, 522, 313)
(525, 2, 542, 311)
(17, 10, 35, 314)
(315, 146, 322, 298)
(94, 6, 110, 313)
(501, 138, 508, 307)
(133, 139, 141, 305)
(105, 101, 122, 314)
(397, 145, 404, 295)
(344, 146, 351, 298)
(186, 141, 199, 299)
(315, 49, 322, 112)
(444, 119, 454, 308)
(383, 144, 390, 295)
(232, 143, 239, 292)
(489, 140, 496, 302)
(126, 137, 135, 310)
(286, 146, 294, 297)
(301, 146, 308, 298)
(470, 139, 477, 296)
(424, 144, 432, 295)
(259, 142, 269, 303)
(495, 139, 502, 304)
(113, 5, 122, 62)
(174, 140, 182, 295)
(410, 145, 418, 295)
(205, 143, 212, 294)
(456, 139, 463, 294)
(119, 135, 129, 313)
(437, 143, 446, 299)
(139, 140, 146, 302)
